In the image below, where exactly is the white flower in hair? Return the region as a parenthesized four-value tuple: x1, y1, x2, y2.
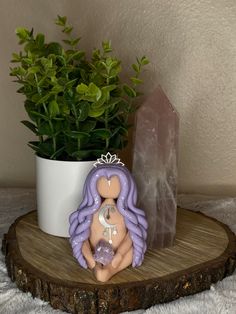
(93, 152, 125, 167)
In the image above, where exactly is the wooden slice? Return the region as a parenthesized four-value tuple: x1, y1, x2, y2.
(2, 208, 236, 314)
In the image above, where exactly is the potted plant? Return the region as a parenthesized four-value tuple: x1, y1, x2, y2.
(10, 15, 149, 237)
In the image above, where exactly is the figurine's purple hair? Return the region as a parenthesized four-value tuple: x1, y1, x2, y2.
(69, 164, 148, 269)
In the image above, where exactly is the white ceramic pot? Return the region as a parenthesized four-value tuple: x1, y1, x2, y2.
(36, 155, 94, 237)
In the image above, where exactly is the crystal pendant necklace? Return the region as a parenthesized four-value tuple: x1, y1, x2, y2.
(98, 204, 118, 244)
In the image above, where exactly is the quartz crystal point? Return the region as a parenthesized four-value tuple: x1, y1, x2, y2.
(132, 86, 179, 249)
(94, 239, 114, 266)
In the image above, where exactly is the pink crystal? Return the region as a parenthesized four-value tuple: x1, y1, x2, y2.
(94, 239, 114, 266)
(132, 86, 179, 249)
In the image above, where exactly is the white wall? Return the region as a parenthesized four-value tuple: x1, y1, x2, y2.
(0, 0, 236, 195)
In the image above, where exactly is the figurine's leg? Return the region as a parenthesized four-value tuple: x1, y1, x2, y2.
(112, 232, 132, 269)
(94, 247, 133, 282)
(82, 240, 96, 269)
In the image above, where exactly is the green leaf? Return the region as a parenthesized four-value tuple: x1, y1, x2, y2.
(11, 53, 21, 63)
(15, 27, 30, 42)
(77, 102, 89, 121)
(80, 120, 96, 132)
(38, 141, 55, 157)
(21, 120, 38, 134)
(65, 79, 77, 89)
(24, 100, 36, 121)
(70, 38, 81, 46)
(67, 51, 84, 62)
(28, 141, 40, 154)
(102, 40, 112, 53)
(36, 93, 52, 105)
(88, 106, 104, 118)
(132, 63, 140, 73)
(35, 33, 45, 47)
(30, 111, 49, 121)
(51, 84, 64, 94)
(62, 39, 72, 45)
(70, 149, 98, 160)
(130, 77, 143, 85)
(52, 120, 65, 133)
(104, 57, 120, 71)
(50, 146, 66, 159)
(64, 130, 90, 139)
(110, 126, 128, 138)
(31, 93, 41, 103)
(16, 86, 25, 93)
(38, 122, 54, 136)
(111, 134, 128, 150)
(28, 66, 40, 74)
(22, 57, 32, 65)
(140, 56, 149, 65)
(46, 42, 63, 55)
(38, 76, 47, 87)
(107, 97, 122, 107)
(40, 57, 52, 70)
(23, 42, 35, 53)
(80, 68, 88, 81)
(100, 85, 117, 102)
(77, 82, 102, 102)
(62, 38, 81, 46)
(136, 57, 141, 65)
(90, 129, 111, 139)
(76, 83, 88, 94)
(52, 117, 65, 121)
(49, 100, 60, 117)
(10, 66, 26, 76)
(63, 26, 73, 34)
(60, 103, 70, 115)
(101, 85, 117, 93)
(88, 83, 102, 101)
(55, 15, 67, 26)
(123, 84, 136, 98)
(92, 48, 101, 60)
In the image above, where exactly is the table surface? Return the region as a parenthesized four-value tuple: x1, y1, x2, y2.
(1, 188, 236, 314)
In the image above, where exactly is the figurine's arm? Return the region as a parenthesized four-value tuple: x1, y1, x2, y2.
(82, 240, 96, 269)
(112, 232, 132, 269)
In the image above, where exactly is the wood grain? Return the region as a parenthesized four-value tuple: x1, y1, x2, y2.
(2, 208, 236, 314)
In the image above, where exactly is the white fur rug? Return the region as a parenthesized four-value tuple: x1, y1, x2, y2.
(0, 189, 236, 314)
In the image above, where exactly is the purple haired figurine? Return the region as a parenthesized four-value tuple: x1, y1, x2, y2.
(69, 153, 148, 282)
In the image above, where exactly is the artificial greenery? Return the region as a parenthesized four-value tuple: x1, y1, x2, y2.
(10, 15, 149, 161)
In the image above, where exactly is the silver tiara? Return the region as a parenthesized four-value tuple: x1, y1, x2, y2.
(93, 152, 124, 168)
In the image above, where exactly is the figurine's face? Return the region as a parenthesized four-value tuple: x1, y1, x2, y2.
(97, 176, 121, 199)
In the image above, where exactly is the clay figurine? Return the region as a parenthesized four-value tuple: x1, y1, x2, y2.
(69, 153, 148, 282)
